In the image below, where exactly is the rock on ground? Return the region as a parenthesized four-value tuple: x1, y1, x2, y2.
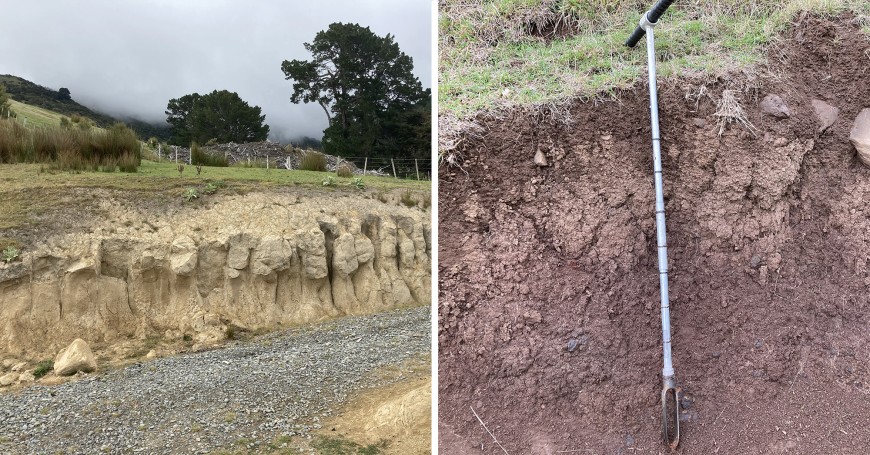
(53, 339, 97, 376)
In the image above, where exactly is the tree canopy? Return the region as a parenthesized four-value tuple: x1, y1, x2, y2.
(281, 22, 429, 158)
(165, 90, 269, 145)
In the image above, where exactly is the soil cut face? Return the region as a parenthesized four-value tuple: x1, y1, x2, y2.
(439, 15, 870, 454)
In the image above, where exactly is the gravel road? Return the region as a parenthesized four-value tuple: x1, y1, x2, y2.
(0, 306, 431, 454)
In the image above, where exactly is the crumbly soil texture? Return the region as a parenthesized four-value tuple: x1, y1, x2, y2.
(439, 15, 870, 455)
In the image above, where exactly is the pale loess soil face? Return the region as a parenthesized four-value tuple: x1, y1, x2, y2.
(439, 15, 870, 454)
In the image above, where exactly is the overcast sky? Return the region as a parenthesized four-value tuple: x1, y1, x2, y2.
(0, 0, 432, 142)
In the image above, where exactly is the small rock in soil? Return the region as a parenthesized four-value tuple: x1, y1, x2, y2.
(534, 149, 548, 167)
(566, 339, 580, 352)
(624, 434, 635, 447)
(680, 395, 693, 410)
(711, 351, 721, 359)
(750, 254, 763, 269)
(760, 94, 790, 118)
(811, 99, 839, 132)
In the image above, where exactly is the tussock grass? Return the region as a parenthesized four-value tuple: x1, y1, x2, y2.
(191, 141, 229, 167)
(299, 151, 327, 172)
(439, 0, 870, 119)
(336, 162, 354, 178)
(0, 118, 141, 171)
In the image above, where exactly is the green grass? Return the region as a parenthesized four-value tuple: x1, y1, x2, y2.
(0, 160, 428, 233)
(7, 99, 69, 128)
(439, 0, 870, 118)
(311, 436, 387, 455)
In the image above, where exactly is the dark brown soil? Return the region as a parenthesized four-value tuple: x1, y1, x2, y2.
(438, 14, 870, 454)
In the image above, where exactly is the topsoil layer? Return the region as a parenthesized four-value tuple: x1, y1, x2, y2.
(438, 14, 870, 455)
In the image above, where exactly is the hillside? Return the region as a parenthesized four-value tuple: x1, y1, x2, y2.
(0, 74, 170, 140)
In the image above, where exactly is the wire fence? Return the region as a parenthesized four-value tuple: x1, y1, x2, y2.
(340, 156, 432, 180)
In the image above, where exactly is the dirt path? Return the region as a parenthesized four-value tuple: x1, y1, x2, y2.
(0, 306, 430, 454)
(438, 14, 870, 454)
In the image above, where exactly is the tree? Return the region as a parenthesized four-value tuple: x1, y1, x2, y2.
(165, 90, 269, 145)
(57, 88, 71, 101)
(0, 84, 13, 119)
(281, 23, 429, 158)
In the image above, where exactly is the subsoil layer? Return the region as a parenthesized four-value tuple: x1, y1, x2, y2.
(439, 14, 870, 454)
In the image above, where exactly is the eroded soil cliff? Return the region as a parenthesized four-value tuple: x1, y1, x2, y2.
(0, 187, 430, 359)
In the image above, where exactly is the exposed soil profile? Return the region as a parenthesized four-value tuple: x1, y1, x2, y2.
(438, 14, 870, 455)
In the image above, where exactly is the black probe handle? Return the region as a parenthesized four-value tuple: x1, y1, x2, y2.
(624, 0, 675, 48)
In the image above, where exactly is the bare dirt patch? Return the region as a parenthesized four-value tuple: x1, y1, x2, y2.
(439, 15, 870, 454)
(315, 356, 432, 455)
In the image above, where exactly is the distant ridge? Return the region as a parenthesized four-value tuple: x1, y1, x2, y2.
(0, 74, 170, 140)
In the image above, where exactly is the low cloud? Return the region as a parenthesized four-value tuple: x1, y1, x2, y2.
(0, 0, 431, 142)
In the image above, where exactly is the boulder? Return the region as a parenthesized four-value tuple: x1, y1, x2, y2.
(10, 361, 26, 372)
(811, 99, 839, 133)
(169, 236, 198, 276)
(760, 94, 790, 118)
(54, 338, 97, 376)
(0, 372, 18, 386)
(17, 371, 35, 383)
(333, 233, 359, 277)
(251, 236, 293, 275)
(850, 108, 870, 166)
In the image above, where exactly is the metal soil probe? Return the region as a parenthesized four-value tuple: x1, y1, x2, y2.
(625, 0, 680, 449)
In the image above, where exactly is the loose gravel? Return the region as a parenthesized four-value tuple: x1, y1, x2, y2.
(0, 306, 430, 454)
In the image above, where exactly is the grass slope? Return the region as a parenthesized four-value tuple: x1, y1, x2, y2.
(439, 0, 870, 119)
(7, 100, 67, 129)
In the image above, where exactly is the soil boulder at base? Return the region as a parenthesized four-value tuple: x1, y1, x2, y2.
(850, 108, 870, 166)
(53, 339, 97, 376)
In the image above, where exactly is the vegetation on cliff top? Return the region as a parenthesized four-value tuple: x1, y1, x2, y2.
(439, 0, 870, 119)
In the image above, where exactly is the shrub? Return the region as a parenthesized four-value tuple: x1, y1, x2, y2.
(183, 188, 199, 202)
(352, 177, 365, 190)
(191, 141, 228, 167)
(322, 176, 336, 186)
(336, 162, 354, 178)
(203, 182, 219, 194)
(1, 246, 20, 263)
(300, 151, 327, 172)
(33, 359, 53, 379)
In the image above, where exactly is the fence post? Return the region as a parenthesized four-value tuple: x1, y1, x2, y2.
(267, 154, 269, 170)
(158, 144, 162, 161)
(391, 158, 397, 179)
(363, 157, 368, 174)
(415, 159, 420, 180)
(174, 146, 178, 164)
(188, 148, 192, 165)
